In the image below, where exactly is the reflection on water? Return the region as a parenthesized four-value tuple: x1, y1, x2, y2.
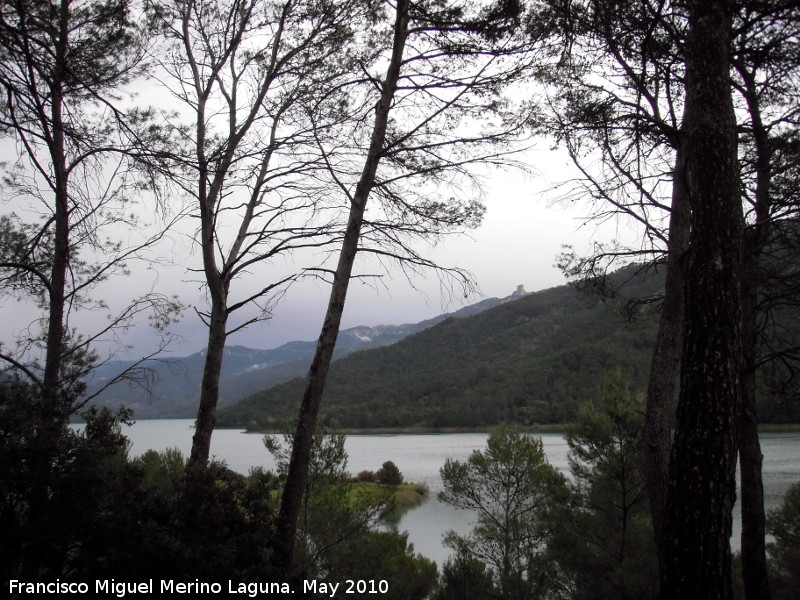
(112, 421, 800, 566)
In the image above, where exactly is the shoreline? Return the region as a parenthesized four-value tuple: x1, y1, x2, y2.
(231, 424, 570, 435)
(223, 422, 800, 435)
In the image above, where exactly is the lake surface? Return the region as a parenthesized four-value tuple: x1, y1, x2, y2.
(117, 420, 800, 566)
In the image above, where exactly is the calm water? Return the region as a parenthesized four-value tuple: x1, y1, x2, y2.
(116, 420, 800, 566)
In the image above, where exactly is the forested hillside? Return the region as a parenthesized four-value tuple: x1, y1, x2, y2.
(219, 263, 800, 430)
(85, 297, 506, 419)
(218, 268, 666, 429)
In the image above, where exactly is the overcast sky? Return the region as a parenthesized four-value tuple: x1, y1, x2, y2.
(0, 8, 649, 365)
(1, 138, 637, 362)
(109, 143, 634, 359)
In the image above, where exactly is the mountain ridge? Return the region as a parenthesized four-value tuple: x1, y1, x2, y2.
(85, 292, 513, 418)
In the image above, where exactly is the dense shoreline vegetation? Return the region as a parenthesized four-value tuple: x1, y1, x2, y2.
(1, 387, 436, 596)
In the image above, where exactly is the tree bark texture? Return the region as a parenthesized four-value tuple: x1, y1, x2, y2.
(662, 1, 742, 599)
(189, 297, 228, 468)
(271, 0, 410, 575)
(645, 140, 689, 563)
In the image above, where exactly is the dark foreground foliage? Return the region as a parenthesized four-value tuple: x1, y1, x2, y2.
(4, 372, 795, 599)
(0, 378, 436, 599)
(435, 375, 660, 600)
(767, 481, 800, 599)
(0, 377, 279, 584)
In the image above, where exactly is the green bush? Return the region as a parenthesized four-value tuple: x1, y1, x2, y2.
(434, 553, 495, 600)
(377, 460, 403, 485)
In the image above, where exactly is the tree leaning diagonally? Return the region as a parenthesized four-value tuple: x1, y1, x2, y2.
(273, 0, 537, 572)
(272, 0, 410, 572)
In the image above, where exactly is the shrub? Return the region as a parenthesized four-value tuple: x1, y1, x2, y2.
(357, 469, 377, 482)
(376, 460, 403, 485)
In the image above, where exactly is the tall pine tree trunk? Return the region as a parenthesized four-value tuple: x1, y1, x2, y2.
(42, 0, 71, 416)
(662, 1, 742, 598)
(737, 56, 774, 600)
(271, 0, 409, 574)
(22, 2, 72, 577)
(188, 168, 229, 469)
(189, 297, 228, 468)
(645, 140, 689, 563)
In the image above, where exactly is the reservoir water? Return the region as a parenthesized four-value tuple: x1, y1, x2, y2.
(117, 420, 800, 566)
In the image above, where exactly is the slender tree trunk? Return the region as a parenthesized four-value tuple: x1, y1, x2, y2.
(662, 1, 742, 599)
(271, 0, 409, 575)
(42, 0, 71, 416)
(645, 139, 689, 563)
(740, 263, 770, 600)
(186, 189, 232, 469)
(43, 151, 68, 414)
(188, 143, 230, 467)
(27, 80, 70, 579)
(23, 2, 70, 578)
(737, 59, 773, 600)
(187, 64, 230, 468)
(189, 297, 228, 468)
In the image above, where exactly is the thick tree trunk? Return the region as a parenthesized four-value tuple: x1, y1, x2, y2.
(645, 140, 689, 562)
(271, 0, 409, 575)
(662, 1, 742, 599)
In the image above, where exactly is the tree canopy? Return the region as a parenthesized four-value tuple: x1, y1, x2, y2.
(439, 424, 566, 599)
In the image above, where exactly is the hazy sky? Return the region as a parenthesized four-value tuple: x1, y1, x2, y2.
(0, 143, 626, 358)
(108, 143, 633, 359)
(1, 139, 635, 362)
(0, 8, 647, 365)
